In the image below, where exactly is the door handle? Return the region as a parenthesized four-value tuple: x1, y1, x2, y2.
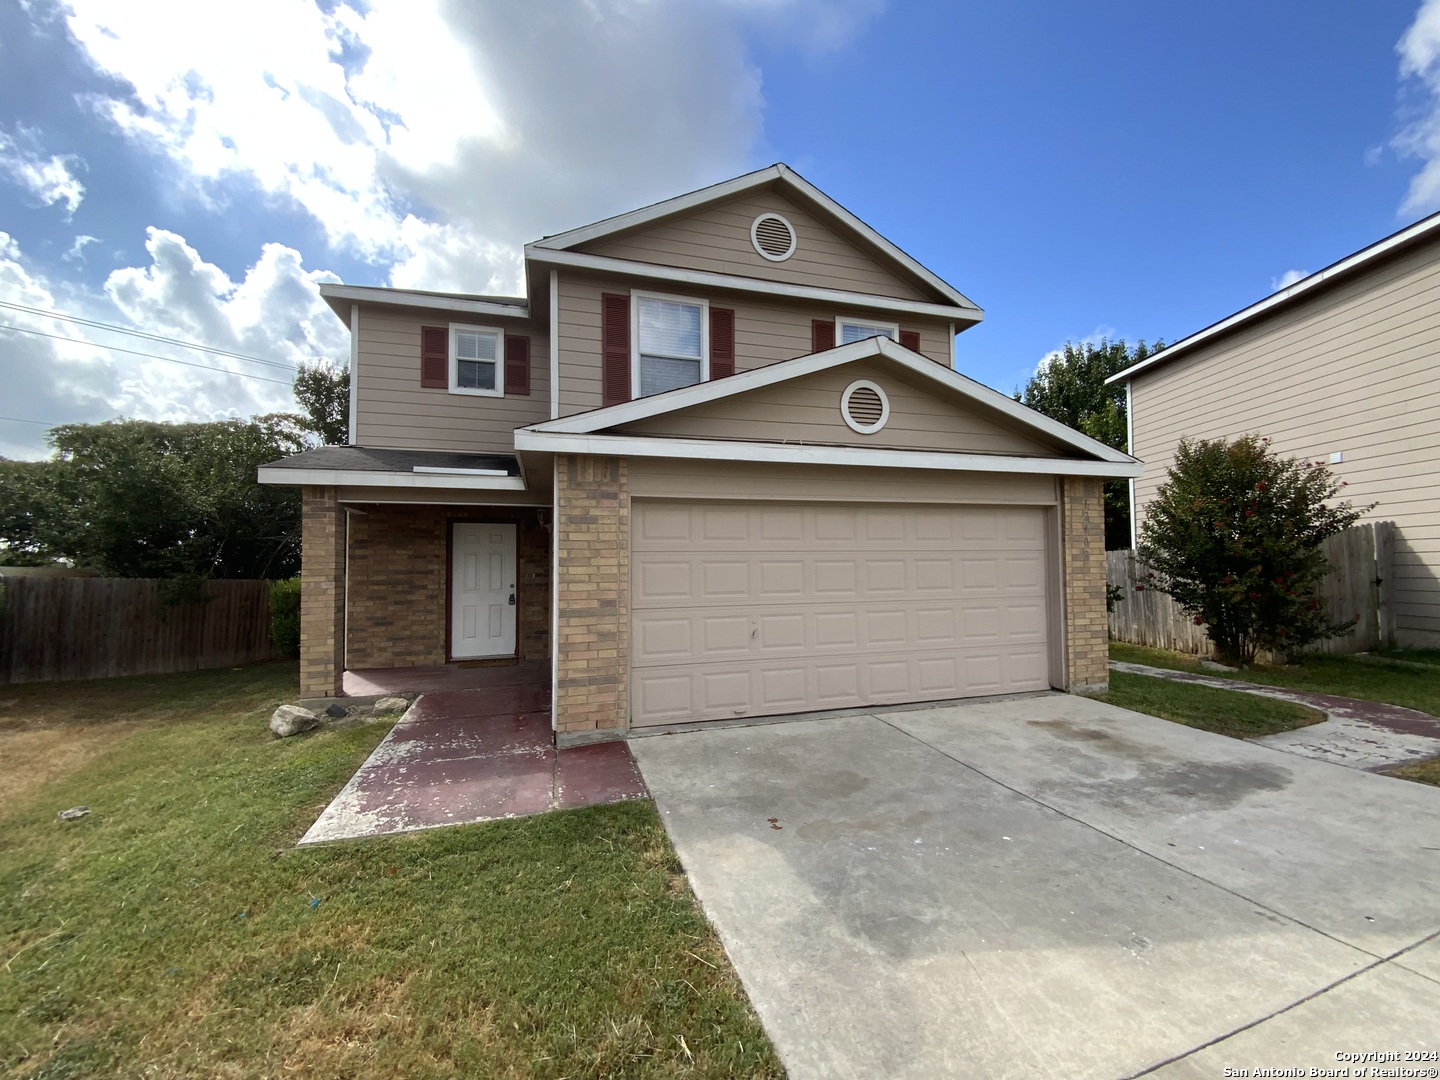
(508, 593, 516, 605)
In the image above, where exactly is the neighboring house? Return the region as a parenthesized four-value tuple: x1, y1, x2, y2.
(260, 164, 1139, 744)
(1109, 210, 1440, 648)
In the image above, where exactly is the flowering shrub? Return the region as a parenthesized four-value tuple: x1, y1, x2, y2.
(1137, 435, 1371, 666)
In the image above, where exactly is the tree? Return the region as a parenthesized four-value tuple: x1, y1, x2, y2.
(1136, 435, 1370, 666)
(0, 417, 308, 579)
(293, 360, 350, 445)
(1016, 338, 1163, 549)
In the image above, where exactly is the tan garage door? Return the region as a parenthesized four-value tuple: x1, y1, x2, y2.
(630, 500, 1051, 727)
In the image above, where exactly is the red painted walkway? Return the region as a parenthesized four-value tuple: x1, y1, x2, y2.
(301, 674, 647, 844)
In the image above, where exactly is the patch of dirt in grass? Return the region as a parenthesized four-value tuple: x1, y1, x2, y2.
(1384, 754, 1440, 788)
(0, 723, 140, 818)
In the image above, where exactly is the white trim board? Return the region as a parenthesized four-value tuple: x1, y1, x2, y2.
(529, 163, 983, 314)
(319, 283, 531, 322)
(522, 334, 1135, 465)
(1106, 207, 1440, 385)
(524, 247, 983, 324)
(347, 303, 359, 444)
(513, 430, 1143, 478)
(258, 466, 527, 491)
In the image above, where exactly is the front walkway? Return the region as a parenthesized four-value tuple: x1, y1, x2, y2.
(301, 677, 647, 844)
(1112, 660, 1440, 770)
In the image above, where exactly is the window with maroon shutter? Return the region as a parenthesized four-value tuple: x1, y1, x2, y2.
(601, 292, 630, 406)
(421, 326, 448, 388)
(710, 308, 735, 379)
(811, 318, 835, 353)
(899, 330, 921, 353)
(505, 334, 530, 395)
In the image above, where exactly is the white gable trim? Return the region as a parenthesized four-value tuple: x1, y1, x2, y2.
(1106, 207, 1440, 385)
(319, 284, 530, 321)
(258, 466, 527, 491)
(525, 248, 982, 323)
(528, 163, 982, 313)
(512, 431, 1142, 479)
(523, 335, 1134, 464)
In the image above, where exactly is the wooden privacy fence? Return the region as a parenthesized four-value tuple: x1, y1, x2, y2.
(1107, 520, 1396, 656)
(0, 577, 279, 684)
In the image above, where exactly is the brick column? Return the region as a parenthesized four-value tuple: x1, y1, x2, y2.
(1062, 476, 1109, 693)
(300, 485, 346, 697)
(554, 455, 629, 743)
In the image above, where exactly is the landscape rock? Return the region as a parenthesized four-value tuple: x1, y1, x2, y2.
(1199, 659, 1240, 673)
(57, 806, 90, 821)
(324, 703, 348, 719)
(374, 696, 410, 713)
(270, 705, 320, 738)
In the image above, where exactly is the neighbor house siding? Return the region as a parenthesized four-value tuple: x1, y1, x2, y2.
(353, 304, 550, 453)
(579, 189, 934, 302)
(618, 359, 1061, 455)
(1129, 234, 1440, 644)
(556, 271, 954, 418)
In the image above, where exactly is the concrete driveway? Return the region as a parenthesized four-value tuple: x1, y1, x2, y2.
(630, 694, 1440, 1079)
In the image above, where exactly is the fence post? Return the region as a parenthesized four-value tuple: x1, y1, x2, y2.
(1375, 520, 1396, 648)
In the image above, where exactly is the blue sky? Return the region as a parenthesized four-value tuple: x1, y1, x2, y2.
(1, 0, 1437, 458)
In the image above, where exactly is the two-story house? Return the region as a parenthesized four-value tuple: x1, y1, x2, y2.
(260, 164, 1140, 744)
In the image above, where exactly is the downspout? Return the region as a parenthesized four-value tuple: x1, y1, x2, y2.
(549, 271, 560, 420)
(1125, 380, 1137, 550)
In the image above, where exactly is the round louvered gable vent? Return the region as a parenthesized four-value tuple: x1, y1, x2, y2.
(841, 379, 889, 434)
(750, 213, 796, 261)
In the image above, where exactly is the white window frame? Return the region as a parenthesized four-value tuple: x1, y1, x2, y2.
(631, 290, 710, 398)
(449, 323, 505, 398)
(835, 315, 899, 345)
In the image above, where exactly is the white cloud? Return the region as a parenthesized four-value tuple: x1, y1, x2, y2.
(1394, 0, 1440, 213)
(62, 235, 99, 263)
(0, 230, 348, 459)
(60, 0, 882, 292)
(1270, 268, 1309, 291)
(0, 126, 85, 218)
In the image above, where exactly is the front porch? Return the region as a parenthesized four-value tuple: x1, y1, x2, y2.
(343, 659, 550, 697)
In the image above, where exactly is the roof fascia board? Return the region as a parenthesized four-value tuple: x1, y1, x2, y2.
(529, 163, 980, 310)
(524, 248, 982, 323)
(319, 284, 531, 321)
(512, 430, 1143, 479)
(1107, 210, 1440, 385)
(526, 336, 1132, 464)
(258, 466, 527, 491)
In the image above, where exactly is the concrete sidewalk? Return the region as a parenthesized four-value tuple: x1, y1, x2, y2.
(1112, 659, 1440, 770)
(632, 693, 1440, 1079)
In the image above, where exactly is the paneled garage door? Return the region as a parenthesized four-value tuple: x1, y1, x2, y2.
(630, 500, 1052, 727)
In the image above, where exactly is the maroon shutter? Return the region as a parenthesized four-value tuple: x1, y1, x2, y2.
(504, 334, 530, 395)
(421, 326, 448, 388)
(601, 292, 631, 406)
(710, 307, 735, 379)
(899, 330, 921, 353)
(811, 319, 835, 353)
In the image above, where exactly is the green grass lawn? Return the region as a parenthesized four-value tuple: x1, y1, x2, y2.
(0, 663, 780, 1079)
(1098, 670, 1324, 740)
(1109, 641, 1440, 718)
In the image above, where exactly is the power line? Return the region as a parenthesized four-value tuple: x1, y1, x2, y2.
(0, 324, 295, 387)
(0, 415, 62, 426)
(0, 300, 299, 371)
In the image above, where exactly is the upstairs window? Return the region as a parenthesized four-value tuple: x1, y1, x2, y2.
(634, 293, 709, 397)
(451, 325, 503, 396)
(837, 317, 899, 345)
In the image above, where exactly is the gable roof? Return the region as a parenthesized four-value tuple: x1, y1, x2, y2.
(518, 336, 1136, 475)
(1107, 207, 1440, 385)
(317, 283, 529, 323)
(527, 163, 982, 316)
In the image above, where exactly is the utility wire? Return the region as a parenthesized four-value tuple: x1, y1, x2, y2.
(0, 415, 62, 425)
(0, 324, 295, 387)
(0, 299, 298, 371)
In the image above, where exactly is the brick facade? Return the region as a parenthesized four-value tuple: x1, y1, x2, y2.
(346, 505, 551, 669)
(553, 455, 629, 742)
(1061, 476, 1109, 693)
(300, 486, 346, 696)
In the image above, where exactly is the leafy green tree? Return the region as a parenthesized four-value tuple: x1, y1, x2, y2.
(1016, 338, 1162, 549)
(1136, 434, 1370, 666)
(0, 417, 307, 578)
(293, 360, 350, 445)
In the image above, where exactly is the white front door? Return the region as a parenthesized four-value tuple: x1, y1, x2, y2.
(451, 523, 517, 659)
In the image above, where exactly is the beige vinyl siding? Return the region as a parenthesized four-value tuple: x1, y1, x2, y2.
(1129, 234, 1440, 644)
(555, 271, 956, 418)
(619, 359, 1062, 456)
(354, 304, 549, 453)
(580, 189, 935, 302)
(629, 458, 1060, 506)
